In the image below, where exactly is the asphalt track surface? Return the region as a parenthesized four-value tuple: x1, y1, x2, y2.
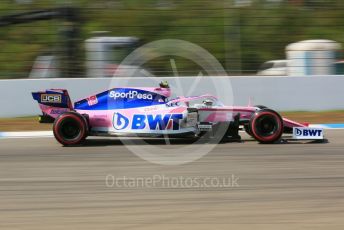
(0, 130, 344, 230)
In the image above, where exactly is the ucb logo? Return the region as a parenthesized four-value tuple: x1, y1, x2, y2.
(113, 112, 129, 130)
(41, 94, 61, 103)
(295, 128, 322, 136)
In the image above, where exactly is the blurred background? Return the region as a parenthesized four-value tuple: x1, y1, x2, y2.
(1, 0, 344, 78)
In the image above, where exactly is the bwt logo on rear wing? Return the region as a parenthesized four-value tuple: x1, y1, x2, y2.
(293, 127, 324, 140)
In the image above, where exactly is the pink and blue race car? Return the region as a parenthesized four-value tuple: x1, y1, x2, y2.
(32, 82, 324, 146)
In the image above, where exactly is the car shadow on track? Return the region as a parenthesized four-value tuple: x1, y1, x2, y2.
(71, 137, 328, 147)
(80, 137, 236, 147)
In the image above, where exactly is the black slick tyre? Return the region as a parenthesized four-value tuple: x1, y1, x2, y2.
(249, 109, 284, 144)
(53, 112, 88, 146)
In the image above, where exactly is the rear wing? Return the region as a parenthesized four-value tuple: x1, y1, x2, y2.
(32, 89, 73, 120)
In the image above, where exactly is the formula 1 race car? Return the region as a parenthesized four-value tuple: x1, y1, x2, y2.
(32, 82, 324, 146)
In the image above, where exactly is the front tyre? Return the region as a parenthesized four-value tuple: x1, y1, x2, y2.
(249, 109, 283, 144)
(244, 105, 269, 137)
(53, 112, 88, 146)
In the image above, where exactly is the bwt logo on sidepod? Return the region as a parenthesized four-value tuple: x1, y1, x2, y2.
(109, 90, 153, 100)
(113, 112, 130, 130)
(295, 128, 323, 137)
(113, 112, 183, 130)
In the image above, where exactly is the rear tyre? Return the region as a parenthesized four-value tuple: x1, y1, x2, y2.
(53, 112, 88, 146)
(249, 109, 283, 144)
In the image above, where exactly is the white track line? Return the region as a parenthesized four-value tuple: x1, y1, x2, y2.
(0, 131, 53, 139)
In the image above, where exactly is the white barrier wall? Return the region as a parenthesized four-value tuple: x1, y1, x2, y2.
(0, 76, 343, 118)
